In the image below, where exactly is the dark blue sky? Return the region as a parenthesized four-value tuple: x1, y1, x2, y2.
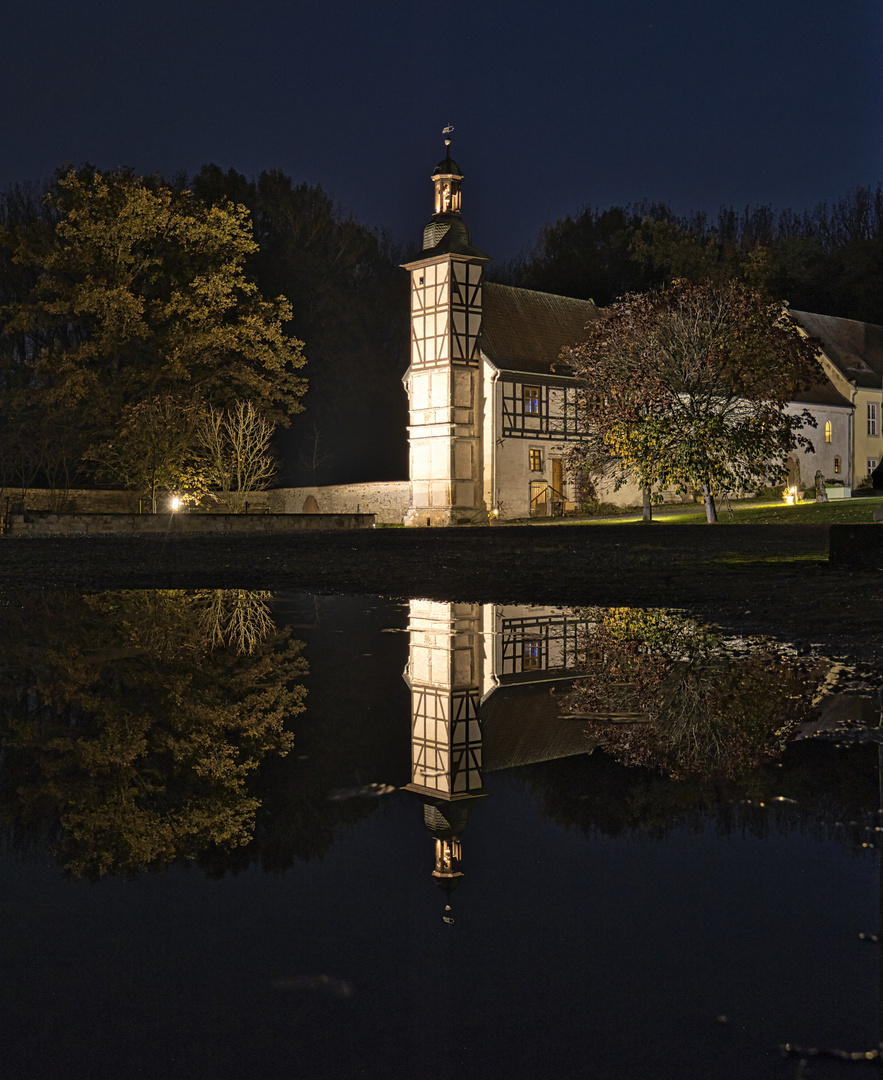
(2, 0, 880, 261)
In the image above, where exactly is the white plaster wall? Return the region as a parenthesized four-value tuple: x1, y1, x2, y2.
(852, 389, 883, 481)
(784, 403, 852, 487)
(492, 435, 652, 516)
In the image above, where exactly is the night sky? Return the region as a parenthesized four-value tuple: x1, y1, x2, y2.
(2, 0, 881, 262)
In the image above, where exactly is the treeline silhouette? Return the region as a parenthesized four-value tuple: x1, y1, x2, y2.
(489, 187, 883, 326)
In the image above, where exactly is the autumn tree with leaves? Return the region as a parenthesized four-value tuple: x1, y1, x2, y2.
(0, 168, 305, 488)
(565, 279, 823, 522)
(91, 394, 210, 512)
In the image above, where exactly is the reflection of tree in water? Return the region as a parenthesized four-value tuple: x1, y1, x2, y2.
(562, 608, 822, 781)
(195, 589, 277, 654)
(0, 590, 306, 878)
(515, 739, 882, 851)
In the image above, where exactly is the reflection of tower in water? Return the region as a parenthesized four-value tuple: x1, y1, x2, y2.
(403, 601, 591, 910)
(403, 602, 489, 903)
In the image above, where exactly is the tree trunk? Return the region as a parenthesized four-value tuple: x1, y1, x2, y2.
(702, 484, 717, 524)
(642, 486, 653, 524)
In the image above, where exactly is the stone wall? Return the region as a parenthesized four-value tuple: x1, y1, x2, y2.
(4, 511, 376, 536)
(268, 482, 410, 524)
(3, 481, 411, 525)
(3, 488, 143, 513)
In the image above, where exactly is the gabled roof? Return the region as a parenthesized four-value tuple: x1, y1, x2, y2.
(481, 282, 600, 376)
(790, 310, 883, 390)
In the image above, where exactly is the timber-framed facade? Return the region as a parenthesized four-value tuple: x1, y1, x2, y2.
(401, 137, 874, 524)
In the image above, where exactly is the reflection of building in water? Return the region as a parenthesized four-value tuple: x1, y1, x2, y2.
(403, 601, 591, 893)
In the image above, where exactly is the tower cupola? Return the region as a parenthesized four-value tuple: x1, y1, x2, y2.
(421, 130, 491, 259)
(432, 142, 463, 217)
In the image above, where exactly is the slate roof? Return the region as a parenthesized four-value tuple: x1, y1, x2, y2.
(479, 683, 593, 772)
(790, 310, 883, 390)
(791, 380, 853, 408)
(481, 283, 600, 376)
(421, 215, 492, 260)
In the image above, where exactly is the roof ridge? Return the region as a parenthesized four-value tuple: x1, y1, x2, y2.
(791, 308, 883, 333)
(485, 280, 598, 307)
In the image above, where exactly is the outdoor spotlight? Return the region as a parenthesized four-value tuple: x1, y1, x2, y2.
(170, 496, 181, 511)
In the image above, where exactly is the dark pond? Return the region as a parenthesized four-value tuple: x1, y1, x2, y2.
(1, 591, 881, 1080)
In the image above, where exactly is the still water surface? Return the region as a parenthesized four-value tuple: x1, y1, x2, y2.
(0, 591, 880, 1080)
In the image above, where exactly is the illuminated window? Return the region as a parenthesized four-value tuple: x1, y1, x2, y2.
(868, 458, 878, 475)
(825, 421, 832, 443)
(522, 640, 542, 670)
(529, 448, 544, 471)
(869, 403, 878, 436)
(834, 456, 841, 474)
(523, 386, 540, 415)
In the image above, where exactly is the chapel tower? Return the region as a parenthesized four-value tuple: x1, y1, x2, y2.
(402, 134, 491, 526)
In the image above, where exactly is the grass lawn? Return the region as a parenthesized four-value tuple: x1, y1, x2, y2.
(522, 495, 883, 526)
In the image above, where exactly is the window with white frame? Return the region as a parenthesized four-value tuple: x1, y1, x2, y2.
(868, 459, 878, 475)
(869, 402, 878, 436)
(523, 386, 540, 416)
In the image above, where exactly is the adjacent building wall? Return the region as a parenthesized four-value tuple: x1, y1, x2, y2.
(785, 402, 853, 488)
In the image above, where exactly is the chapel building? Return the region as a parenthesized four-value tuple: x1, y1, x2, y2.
(400, 139, 881, 524)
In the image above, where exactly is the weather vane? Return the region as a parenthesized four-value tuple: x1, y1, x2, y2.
(442, 123, 454, 146)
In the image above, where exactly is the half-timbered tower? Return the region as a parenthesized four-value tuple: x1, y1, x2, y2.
(402, 142, 492, 526)
(402, 138, 603, 524)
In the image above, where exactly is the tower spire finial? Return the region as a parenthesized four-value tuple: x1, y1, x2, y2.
(442, 123, 454, 149)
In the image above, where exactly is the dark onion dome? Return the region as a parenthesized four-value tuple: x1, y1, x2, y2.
(423, 801, 471, 837)
(422, 213, 492, 259)
(432, 148, 463, 177)
(423, 214, 484, 256)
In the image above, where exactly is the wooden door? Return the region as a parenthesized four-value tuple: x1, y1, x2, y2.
(552, 458, 563, 494)
(529, 480, 548, 517)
